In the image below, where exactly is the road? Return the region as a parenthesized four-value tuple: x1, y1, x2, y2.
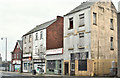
(0, 71, 118, 78)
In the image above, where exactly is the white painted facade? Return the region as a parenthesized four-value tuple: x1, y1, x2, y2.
(64, 8, 91, 60)
(32, 29, 46, 73)
(22, 34, 33, 72)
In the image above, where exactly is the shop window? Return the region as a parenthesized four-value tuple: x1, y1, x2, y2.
(47, 60, 56, 69)
(24, 63, 27, 70)
(78, 60, 87, 71)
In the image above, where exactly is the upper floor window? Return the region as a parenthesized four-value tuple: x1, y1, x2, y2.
(35, 33, 38, 40)
(110, 19, 114, 30)
(14, 54, 16, 59)
(19, 53, 21, 59)
(110, 37, 114, 50)
(69, 18, 73, 30)
(78, 32, 84, 49)
(40, 31, 43, 39)
(24, 36, 26, 44)
(93, 12, 97, 25)
(79, 14, 84, 27)
(29, 35, 32, 42)
(17, 54, 19, 59)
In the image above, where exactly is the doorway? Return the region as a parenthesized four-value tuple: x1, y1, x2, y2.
(65, 62, 69, 75)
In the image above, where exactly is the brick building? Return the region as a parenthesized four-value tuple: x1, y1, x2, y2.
(11, 40, 22, 72)
(64, 0, 117, 76)
(46, 16, 63, 74)
(22, 16, 63, 74)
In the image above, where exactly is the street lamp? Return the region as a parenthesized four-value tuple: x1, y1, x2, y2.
(1, 37, 7, 71)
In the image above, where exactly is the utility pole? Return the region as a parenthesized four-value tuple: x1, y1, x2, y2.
(1, 37, 7, 71)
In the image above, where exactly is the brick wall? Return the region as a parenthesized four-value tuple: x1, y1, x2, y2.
(46, 16, 63, 50)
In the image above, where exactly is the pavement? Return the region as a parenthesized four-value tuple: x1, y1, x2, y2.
(0, 71, 119, 78)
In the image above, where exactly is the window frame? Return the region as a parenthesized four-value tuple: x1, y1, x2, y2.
(35, 33, 38, 40)
(79, 14, 85, 27)
(93, 12, 97, 25)
(68, 17, 73, 30)
(78, 59, 87, 71)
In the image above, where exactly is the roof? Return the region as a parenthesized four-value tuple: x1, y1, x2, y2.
(17, 40, 23, 50)
(64, 1, 96, 16)
(23, 19, 56, 36)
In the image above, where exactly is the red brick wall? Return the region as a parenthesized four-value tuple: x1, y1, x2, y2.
(46, 16, 63, 50)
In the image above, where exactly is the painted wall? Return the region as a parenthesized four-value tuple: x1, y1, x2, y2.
(33, 29, 46, 59)
(64, 8, 91, 61)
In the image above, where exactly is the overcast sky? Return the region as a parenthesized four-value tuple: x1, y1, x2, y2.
(0, 0, 119, 61)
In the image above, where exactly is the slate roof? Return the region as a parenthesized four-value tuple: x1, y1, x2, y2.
(65, 1, 96, 16)
(23, 19, 56, 36)
(17, 40, 23, 50)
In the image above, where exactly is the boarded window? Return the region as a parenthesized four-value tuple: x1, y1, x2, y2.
(78, 60, 87, 71)
(79, 14, 84, 27)
(78, 33, 84, 48)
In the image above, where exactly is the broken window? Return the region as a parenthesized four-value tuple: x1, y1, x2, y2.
(110, 37, 114, 50)
(69, 18, 73, 29)
(93, 12, 97, 25)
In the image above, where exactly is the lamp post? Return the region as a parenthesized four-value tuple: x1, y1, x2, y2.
(1, 37, 7, 71)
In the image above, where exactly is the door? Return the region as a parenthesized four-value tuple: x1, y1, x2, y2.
(70, 60, 75, 75)
(65, 62, 69, 75)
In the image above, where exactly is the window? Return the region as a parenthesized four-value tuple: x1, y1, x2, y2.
(58, 60, 61, 69)
(78, 60, 87, 71)
(47, 60, 56, 69)
(40, 31, 43, 39)
(14, 54, 16, 59)
(17, 54, 18, 59)
(98, 6, 104, 12)
(29, 46, 31, 52)
(110, 19, 114, 30)
(78, 32, 84, 48)
(79, 14, 84, 27)
(79, 33, 84, 38)
(19, 53, 21, 59)
(71, 53, 75, 60)
(110, 37, 114, 50)
(24, 36, 26, 44)
(69, 18, 73, 30)
(24, 63, 27, 70)
(77, 52, 88, 60)
(35, 33, 38, 40)
(93, 12, 97, 25)
(29, 35, 32, 42)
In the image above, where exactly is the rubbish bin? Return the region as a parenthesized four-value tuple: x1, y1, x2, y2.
(32, 70, 36, 75)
